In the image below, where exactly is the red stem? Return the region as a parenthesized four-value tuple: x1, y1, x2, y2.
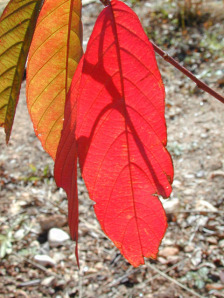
(100, 0, 110, 6)
(151, 41, 224, 105)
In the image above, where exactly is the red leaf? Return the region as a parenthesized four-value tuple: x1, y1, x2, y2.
(57, 0, 174, 267)
(54, 57, 84, 266)
(76, 0, 173, 266)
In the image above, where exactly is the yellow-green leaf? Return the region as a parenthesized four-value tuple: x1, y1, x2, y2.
(26, 0, 83, 159)
(0, 0, 42, 142)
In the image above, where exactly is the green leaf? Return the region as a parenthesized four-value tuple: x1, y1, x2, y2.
(0, 0, 42, 142)
(0, 234, 6, 241)
(0, 241, 7, 258)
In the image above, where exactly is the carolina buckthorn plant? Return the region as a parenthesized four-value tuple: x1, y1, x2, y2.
(0, 0, 223, 267)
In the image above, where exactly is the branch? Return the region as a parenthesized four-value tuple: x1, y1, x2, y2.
(99, 0, 110, 6)
(98, 0, 224, 104)
(151, 41, 224, 105)
(147, 263, 204, 298)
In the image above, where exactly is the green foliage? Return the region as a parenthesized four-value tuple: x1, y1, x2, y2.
(175, 0, 209, 29)
(21, 164, 52, 184)
(182, 267, 213, 289)
(200, 31, 224, 57)
(0, 0, 42, 142)
(0, 215, 33, 258)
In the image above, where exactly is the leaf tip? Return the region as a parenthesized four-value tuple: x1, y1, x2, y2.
(75, 242, 80, 269)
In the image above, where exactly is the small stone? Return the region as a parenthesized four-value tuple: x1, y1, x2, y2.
(158, 247, 179, 258)
(163, 238, 175, 246)
(211, 170, 224, 179)
(207, 236, 218, 245)
(195, 200, 217, 212)
(184, 244, 195, 253)
(30, 240, 40, 249)
(172, 180, 181, 187)
(55, 279, 66, 288)
(38, 215, 67, 232)
(15, 290, 29, 298)
(201, 133, 208, 139)
(208, 160, 222, 171)
(167, 255, 180, 264)
(41, 276, 55, 287)
(14, 229, 25, 240)
(157, 257, 167, 264)
(187, 215, 198, 225)
(220, 271, 224, 284)
(184, 173, 195, 179)
(208, 245, 218, 254)
(218, 75, 224, 86)
(219, 240, 224, 248)
(34, 255, 56, 267)
(163, 198, 179, 214)
(53, 252, 65, 263)
(197, 216, 208, 227)
(95, 262, 104, 270)
(206, 283, 224, 291)
(183, 188, 195, 196)
(191, 249, 202, 266)
(48, 228, 70, 247)
(195, 170, 205, 178)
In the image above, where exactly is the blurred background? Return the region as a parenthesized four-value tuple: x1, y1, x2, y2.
(0, 0, 224, 297)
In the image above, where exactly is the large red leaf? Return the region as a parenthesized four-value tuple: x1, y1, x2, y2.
(76, 0, 173, 267)
(56, 0, 174, 267)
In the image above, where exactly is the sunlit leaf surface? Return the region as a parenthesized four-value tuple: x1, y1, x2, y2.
(27, 0, 83, 159)
(56, 0, 173, 267)
(0, 0, 42, 142)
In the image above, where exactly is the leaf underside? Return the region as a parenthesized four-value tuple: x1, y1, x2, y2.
(77, 0, 174, 266)
(0, 0, 42, 142)
(54, 57, 84, 266)
(26, 0, 83, 159)
(57, 0, 174, 267)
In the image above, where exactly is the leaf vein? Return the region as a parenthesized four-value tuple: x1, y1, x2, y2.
(28, 44, 66, 90)
(30, 68, 65, 111)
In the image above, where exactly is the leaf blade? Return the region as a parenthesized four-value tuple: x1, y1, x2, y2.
(0, 0, 42, 142)
(54, 57, 84, 266)
(75, 0, 174, 266)
(26, 0, 83, 159)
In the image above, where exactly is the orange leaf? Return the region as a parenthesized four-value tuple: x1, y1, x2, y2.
(26, 0, 83, 159)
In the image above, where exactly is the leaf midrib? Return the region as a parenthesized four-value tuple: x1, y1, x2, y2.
(0, 0, 41, 142)
(109, 1, 144, 257)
